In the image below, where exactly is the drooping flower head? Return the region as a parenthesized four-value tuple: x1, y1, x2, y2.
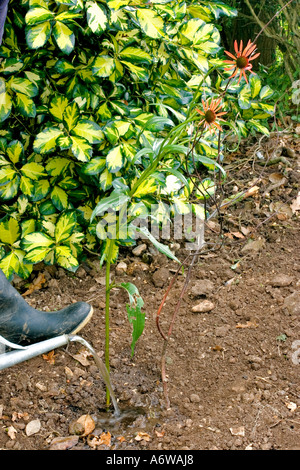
(196, 97, 226, 133)
(224, 39, 260, 84)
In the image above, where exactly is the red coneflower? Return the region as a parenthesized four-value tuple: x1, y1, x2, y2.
(224, 39, 260, 84)
(196, 97, 226, 133)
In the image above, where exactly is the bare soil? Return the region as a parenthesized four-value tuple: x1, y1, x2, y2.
(0, 131, 299, 451)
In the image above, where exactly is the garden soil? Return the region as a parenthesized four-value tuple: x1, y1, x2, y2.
(0, 130, 299, 451)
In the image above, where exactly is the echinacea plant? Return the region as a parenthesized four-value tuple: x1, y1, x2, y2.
(224, 39, 261, 84)
(196, 98, 227, 133)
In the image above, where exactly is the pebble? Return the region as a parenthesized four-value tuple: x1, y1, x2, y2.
(191, 300, 215, 313)
(268, 274, 293, 287)
(283, 291, 300, 315)
(132, 244, 147, 256)
(115, 261, 127, 275)
(190, 394, 200, 403)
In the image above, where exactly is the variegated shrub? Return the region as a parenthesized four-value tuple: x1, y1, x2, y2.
(0, 0, 274, 280)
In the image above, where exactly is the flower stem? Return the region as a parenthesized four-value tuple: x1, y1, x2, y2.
(104, 238, 115, 409)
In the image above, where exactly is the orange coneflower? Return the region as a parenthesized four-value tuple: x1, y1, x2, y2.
(224, 39, 260, 84)
(196, 97, 226, 133)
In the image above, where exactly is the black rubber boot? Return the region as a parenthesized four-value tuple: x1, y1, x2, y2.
(0, 269, 93, 346)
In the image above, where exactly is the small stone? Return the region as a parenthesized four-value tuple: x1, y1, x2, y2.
(190, 394, 200, 403)
(230, 426, 245, 437)
(116, 261, 127, 275)
(191, 300, 215, 313)
(190, 280, 214, 298)
(283, 291, 300, 315)
(25, 419, 41, 436)
(132, 244, 147, 256)
(268, 274, 293, 287)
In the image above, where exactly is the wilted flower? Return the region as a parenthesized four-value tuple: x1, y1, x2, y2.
(196, 97, 226, 133)
(224, 39, 260, 84)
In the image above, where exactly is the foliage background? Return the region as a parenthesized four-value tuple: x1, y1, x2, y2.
(0, 0, 276, 280)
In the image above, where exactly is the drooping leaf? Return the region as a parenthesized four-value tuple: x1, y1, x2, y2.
(121, 282, 145, 356)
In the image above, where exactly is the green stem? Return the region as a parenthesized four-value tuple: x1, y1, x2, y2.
(104, 237, 115, 409)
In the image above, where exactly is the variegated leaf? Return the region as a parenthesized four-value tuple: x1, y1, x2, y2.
(55, 211, 77, 243)
(26, 21, 52, 49)
(10, 77, 38, 97)
(34, 127, 64, 153)
(25, 7, 54, 25)
(70, 135, 92, 161)
(86, 1, 108, 34)
(92, 55, 116, 78)
(72, 119, 104, 144)
(14, 93, 36, 118)
(0, 217, 20, 245)
(53, 21, 75, 55)
(136, 8, 164, 39)
(106, 144, 124, 173)
(49, 95, 69, 121)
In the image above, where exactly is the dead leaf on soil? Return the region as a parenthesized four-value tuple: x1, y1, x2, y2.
(49, 435, 79, 450)
(155, 429, 165, 438)
(211, 345, 224, 352)
(7, 426, 17, 440)
(42, 350, 55, 365)
(75, 414, 95, 437)
(269, 172, 286, 184)
(70, 348, 92, 367)
(135, 431, 151, 442)
(87, 431, 111, 449)
(236, 320, 258, 329)
(286, 402, 297, 412)
(12, 411, 29, 422)
(117, 435, 126, 443)
(22, 273, 46, 296)
(224, 231, 245, 240)
(269, 201, 293, 220)
(290, 191, 300, 213)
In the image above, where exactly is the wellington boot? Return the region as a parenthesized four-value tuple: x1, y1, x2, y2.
(0, 269, 93, 346)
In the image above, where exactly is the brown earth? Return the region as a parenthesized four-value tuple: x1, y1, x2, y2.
(0, 130, 299, 451)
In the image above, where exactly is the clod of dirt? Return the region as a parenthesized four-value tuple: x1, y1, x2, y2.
(152, 267, 170, 287)
(190, 279, 214, 298)
(241, 238, 265, 253)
